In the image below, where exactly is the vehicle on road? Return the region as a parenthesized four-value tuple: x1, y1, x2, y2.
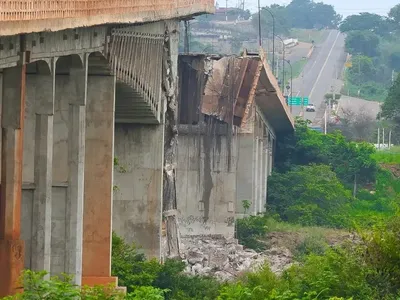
(306, 104, 316, 112)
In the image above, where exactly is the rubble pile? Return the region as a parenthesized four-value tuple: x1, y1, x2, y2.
(180, 236, 293, 281)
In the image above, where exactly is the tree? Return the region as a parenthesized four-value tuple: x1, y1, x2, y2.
(312, 2, 342, 29)
(274, 119, 378, 188)
(267, 164, 352, 227)
(381, 73, 400, 127)
(286, 0, 340, 29)
(347, 55, 376, 85)
(339, 13, 389, 36)
(345, 30, 380, 57)
(251, 5, 291, 37)
(388, 4, 400, 28)
(389, 52, 400, 71)
(336, 107, 377, 142)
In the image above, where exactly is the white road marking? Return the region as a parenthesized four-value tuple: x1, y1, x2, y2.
(309, 31, 341, 100)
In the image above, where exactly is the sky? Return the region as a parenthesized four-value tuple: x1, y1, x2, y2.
(219, 0, 399, 17)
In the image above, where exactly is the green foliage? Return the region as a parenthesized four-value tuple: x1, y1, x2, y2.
(251, 0, 341, 37)
(251, 5, 291, 37)
(242, 200, 251, 214)
(275, 119, 378, 188)
(382, 73, 400, 125)
(286, 0, 341, 29)
(268, 164, 352, 227)
(294, 234, 328, 261)
(126, 286, 167, 300)
(237, 215, 268, 250)
(345, 31, 380, 57)
(346, 55, 377, 85)
(111, 233, 220, 300)
(389, 4, 400, 26)
(2, 270, 126, 300)
(339, 13, 390, 36)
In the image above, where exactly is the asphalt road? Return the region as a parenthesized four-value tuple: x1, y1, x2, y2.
(288, 30, 347, 125)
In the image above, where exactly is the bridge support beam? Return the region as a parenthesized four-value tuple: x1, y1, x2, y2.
(65, 60, 88, 285)
(31, 62, 56, 276)
(0, 66, 25, 297)
(82, 75, 117, 286)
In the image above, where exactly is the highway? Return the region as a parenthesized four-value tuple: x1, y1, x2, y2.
(289, 30, 347, 125)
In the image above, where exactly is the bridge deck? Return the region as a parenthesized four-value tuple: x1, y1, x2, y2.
(0, 0, 214, 35)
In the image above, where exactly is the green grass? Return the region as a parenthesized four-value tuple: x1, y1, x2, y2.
(342, 80, 388, 102)
(372, 148, 400, 164)
(279, 57, 308, 85)
(290, 28, 328, 44)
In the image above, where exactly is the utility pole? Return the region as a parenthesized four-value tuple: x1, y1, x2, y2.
(276, 35, 285, 92)
(389, 130, 392, 149)
(383, 127, 385, 147)
(226, 0, 228, 21)
(377, 127, 380, 149)
(258, 0, 261, 47)
(324, 109, 327, 135)
(261, 7, 275, 73)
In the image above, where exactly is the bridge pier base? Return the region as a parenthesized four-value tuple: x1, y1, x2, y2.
(0, 66, 25, 297)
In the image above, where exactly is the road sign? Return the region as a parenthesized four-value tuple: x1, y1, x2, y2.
(288, 96, 301, 105)
(287, 96, 309, 106)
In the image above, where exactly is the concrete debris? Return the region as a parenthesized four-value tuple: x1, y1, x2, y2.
(180, 236, 293, 281)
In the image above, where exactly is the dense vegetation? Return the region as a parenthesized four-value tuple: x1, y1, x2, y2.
(340, 5, 400, 101)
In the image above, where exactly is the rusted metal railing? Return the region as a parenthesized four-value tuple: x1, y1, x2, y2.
(0, 0, 213, 21)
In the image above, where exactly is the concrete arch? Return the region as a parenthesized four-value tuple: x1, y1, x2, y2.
(56, 54, 84, 75)
(88, 51, 111, 76)
(26, 59, 56, 75)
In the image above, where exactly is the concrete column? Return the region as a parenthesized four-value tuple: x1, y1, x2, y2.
(65, 60, 88, 285)
(258, 138, 264, 213)
(0, 66, 25, 297)
(82, 75, 116, 286)
(263, 134, 268, 209)
(31, 61, 56, 275)
(253, 135, 259, 215)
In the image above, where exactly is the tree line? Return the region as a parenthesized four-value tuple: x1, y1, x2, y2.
(341, 5, 400, 101)
(253, 0, 341, 36)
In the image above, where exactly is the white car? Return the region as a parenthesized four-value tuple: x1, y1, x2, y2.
(306, 104, 316, 112)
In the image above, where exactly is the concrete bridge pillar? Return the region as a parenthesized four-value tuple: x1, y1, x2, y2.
(31, 60, 56, 276)
(65, 56, 88, 285)
(82, 74, 117, 286)
(0, 65, 26, 296)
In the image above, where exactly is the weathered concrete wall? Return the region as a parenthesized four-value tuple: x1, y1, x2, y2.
(112, 19, 179, 259)
(235, 107, 275, 216)
(176, 127, 237, 237)
(113, 124, 164, 258)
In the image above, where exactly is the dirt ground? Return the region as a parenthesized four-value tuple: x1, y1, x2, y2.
(338, 95, 381, 119)
(285, 42, 312, 64)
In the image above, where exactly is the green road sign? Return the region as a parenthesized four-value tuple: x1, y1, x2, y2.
(287, 96, 309, 106)
(288, 96, 301, 106)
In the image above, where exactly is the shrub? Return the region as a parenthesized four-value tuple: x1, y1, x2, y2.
(1, 270, 126, 300)
(236, 215, 268, 250)
(267, 164, 352, 227)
